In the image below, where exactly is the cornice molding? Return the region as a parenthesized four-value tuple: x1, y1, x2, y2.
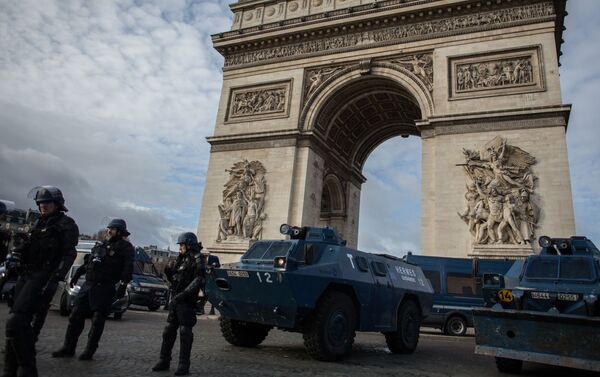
(220, 1, 556, 70)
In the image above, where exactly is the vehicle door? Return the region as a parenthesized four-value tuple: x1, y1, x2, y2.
(438, 270, 483, 323)
(370, 260, 394, 330)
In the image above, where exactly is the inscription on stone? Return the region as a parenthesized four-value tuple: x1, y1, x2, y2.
(227, 81, 291, 122)
(458, 137, 540, 246)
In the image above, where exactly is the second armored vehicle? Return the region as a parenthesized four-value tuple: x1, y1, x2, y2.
(473, 236, 600, 373)
(206, 224, 434, 361)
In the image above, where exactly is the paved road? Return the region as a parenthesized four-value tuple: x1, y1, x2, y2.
(0, 304, 596, 376)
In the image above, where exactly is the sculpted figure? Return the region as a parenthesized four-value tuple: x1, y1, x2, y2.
(459, 137, 539, 245)
(217, 160, 268, 242)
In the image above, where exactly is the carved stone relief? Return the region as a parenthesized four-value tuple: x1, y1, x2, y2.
(227, 81, 291, 122)
(458, 137, 540, 246)
(217, 160, 268, 242)
(302, 52, 432, 109)
(224, 2, 555, 68)
(303, 65, 347, 101)
(449, 47, 544, 99)
(389, 53, 433, 92)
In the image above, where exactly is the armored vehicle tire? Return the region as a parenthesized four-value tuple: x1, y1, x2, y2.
(444, 315, 467, 336)
(385, 300, 421, 354)
(220, 318, 270, 347)
(303, 291, 357, 361)
(495, 357, 523, 373)
(59, 293, 70, 317)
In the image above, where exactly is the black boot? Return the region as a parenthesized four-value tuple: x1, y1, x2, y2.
(174, 326, 193, 376)
(152, 323, 177, 371)
(15, 366, 38, 377)
(78, 312, 105, 360)
(10, 329, 37, 377)
(151, 359, 170, 372)
(53, 311, 85, 358)
(2, 339, 17, 377)
(174, 364, 189, 376)
(78, 347, 95, 361)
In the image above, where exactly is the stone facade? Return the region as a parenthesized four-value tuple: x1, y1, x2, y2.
(198, 0, 572, 263)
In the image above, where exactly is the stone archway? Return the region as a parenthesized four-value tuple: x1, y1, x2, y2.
(300, 67, 425, 246)
(199, 0, 574, 263)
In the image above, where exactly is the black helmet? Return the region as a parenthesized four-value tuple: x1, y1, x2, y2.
(27, 186, 67, 212)
(107, 218, 130, 236)
(177, 232, 199, 250)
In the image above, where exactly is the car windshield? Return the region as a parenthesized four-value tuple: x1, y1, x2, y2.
(242, 241, 295, 262)
(133, 261, 159, 276)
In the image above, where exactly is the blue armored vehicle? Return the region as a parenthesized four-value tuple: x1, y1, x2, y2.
(205, 224, 434, 361)
(473, 236, 600, 373)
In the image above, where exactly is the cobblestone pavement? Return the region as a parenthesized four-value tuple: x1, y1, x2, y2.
(0, 304, 595, 377)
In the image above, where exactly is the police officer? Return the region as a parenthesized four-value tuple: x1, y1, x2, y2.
(152, 232, 205, 376)
(196, 248, 220, 315)
(52, 218, 133, 361)
(3, 186, 78, 377)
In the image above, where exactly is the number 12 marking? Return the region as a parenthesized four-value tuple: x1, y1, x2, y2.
(256, 272, 273, 283)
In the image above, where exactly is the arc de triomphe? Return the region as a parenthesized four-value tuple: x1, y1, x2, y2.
(197, 0, 574, 262)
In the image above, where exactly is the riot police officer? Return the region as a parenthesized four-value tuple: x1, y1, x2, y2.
(152, 232, 205, 376)
(3, 186, 79, 377)
(52, 218, 133, 361)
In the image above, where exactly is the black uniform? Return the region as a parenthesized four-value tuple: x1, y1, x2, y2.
(4, 212, 78, 377)
(56, 236, 133, 358)
(156, 249, 205, 373)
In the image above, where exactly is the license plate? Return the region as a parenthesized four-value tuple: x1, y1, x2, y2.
(530, 291, 551, 300)
(155, 291, 165, 296)
(227, 270, 249, 278)
(558, 293, 578, 301)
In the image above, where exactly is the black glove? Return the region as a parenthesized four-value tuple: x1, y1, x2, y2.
(169, 292, 185, 308)
(69, 277, 78, 288)
(41, 279, 59, 299)
(5, 252, 22, 272)
(116, 282, 127, 299)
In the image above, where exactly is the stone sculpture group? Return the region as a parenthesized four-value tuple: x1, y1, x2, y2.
(216, 160, 268, 242)
(458, 137, 540, 246)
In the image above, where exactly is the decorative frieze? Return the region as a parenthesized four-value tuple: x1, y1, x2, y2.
(458, 136, 540, 247)
(226, 80, 292, 122)
(216, 160, 268, 242)
(223, 2, 555, 69)
(449, 46, 545, 100)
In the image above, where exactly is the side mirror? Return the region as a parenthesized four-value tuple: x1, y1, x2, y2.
(483, 273, 504, 288)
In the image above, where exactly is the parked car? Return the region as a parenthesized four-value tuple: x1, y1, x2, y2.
(405, 254, 513, 336)
(50, 239, 130, 319)
(127, 247, 169, 311)
(0, 262, 16, 302)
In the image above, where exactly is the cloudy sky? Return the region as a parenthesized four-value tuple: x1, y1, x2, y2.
(0, 0, 598, 255)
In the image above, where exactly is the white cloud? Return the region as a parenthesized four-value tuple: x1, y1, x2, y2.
(0, 0, 233, 248)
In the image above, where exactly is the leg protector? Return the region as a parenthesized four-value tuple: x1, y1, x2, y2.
(52, 309, 85, 357)
(2, 339, 18, 377)
(159, 322, 178, 362)
(5, 314, 36, 375)
(176, 326, 193, 375)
